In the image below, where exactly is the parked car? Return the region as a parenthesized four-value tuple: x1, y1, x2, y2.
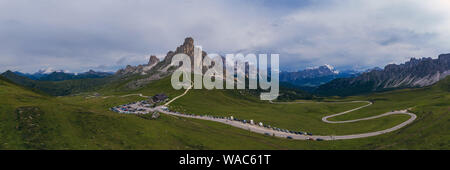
(286, 136, 293, 139)
(316, 138, 324, 141)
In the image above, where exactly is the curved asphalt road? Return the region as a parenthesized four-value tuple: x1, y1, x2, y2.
(102, 82, 416, 141)
(157, 87, 417, 140)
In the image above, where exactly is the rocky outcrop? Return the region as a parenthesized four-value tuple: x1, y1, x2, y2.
(280, 65, 358, 87)
(116, 55, 161, 76)
(316, 54, 450, 96)
(117, 37, 210, 89)
(148, 55, 159, 66)
(281, 65, 338, 80)
(155, 37, 207, 72)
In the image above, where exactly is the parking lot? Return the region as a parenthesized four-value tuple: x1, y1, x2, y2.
(110, 100, 156, 114)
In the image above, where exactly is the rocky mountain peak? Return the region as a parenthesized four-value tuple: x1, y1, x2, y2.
(148, 55, 160, 66)
(304, 64, 339, 75)
(157, 37, 208, 70)
(115, 37, 212, 89)
(175, 37, 195, 57)
(116, 37, 202, 77)
(37, 68, 65, 74)
(438, 53, 450, 64)
(183, 37, 194, 46)
(317, 53, 450, 96)
(279, 64, 354, 87)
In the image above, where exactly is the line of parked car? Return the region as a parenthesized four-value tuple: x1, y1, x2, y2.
(119, 105, 325, 141)
(224, 116, 324, 141)
(285, 136, 324, 141)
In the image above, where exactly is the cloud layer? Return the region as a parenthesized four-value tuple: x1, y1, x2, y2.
(0, 0, 449, 73)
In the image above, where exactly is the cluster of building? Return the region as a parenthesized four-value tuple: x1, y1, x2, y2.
(111, 93, 323, 140)
(151, 93, 169, 103)
(110, 100, 151, 114)
(110, 93, 168, 114)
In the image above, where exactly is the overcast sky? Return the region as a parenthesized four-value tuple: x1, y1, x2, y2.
(1, 0, 450, 73)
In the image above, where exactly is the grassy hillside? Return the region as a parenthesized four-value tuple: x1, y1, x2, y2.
(169, 88, 411, 136)
(0, 75, 448, 149)
(0, 75, 323, 149)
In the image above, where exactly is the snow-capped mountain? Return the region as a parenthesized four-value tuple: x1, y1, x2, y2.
(305, 64, 339, 74)
(316, 54, 450, 96)
(12, 69, 113, 81)
(36, 68, 67, 74)
(280, 64, 358, 87)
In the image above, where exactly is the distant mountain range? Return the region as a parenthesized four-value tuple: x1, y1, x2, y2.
(280, 64, 360, 87)
(2, 37, 449, 98)
(14, 69, 113, 81)
(1, 70, 114, 96)
(316, 54, 450, 96)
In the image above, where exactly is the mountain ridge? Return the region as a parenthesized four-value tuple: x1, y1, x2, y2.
(280, 65, 359, 87)
(14, 70, 113, 81)
(316, 54, 450, 96)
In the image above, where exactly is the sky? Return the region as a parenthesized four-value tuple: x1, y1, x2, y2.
(1, 0, 450, 73)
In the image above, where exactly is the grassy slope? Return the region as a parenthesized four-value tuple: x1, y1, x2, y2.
(170, 89, 411, 136)
(0, 76, 326, 149)
(0, 75, 448, 149)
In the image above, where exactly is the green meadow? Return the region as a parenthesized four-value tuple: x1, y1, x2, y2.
(0, 75, 449, 149)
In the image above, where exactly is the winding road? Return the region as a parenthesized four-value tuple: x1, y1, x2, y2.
(104, 83, 417, 141)
(155, 87, 417, 141)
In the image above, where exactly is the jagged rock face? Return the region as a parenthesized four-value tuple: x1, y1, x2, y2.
(156, 37, 194, 71)
(116, 55, 161, 76)
(116, 65, 137, 75)
(279, 65, 357, 87)
(116, 37, 211, 89)
(157, 37, 207, 72)
(316, 54, 450, 96)
(148, 55, 159, 65)
(281, 65, 339, 81)
(355, 54, 450, 88)
(177, 37, 194, 56)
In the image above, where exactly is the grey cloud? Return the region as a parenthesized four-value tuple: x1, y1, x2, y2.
(0, 0, 449, 73)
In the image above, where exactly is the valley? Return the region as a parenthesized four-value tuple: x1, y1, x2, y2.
(1, 37, 449, 150)
(104, 79, 417, 141)
(1, 73, 447, 149)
